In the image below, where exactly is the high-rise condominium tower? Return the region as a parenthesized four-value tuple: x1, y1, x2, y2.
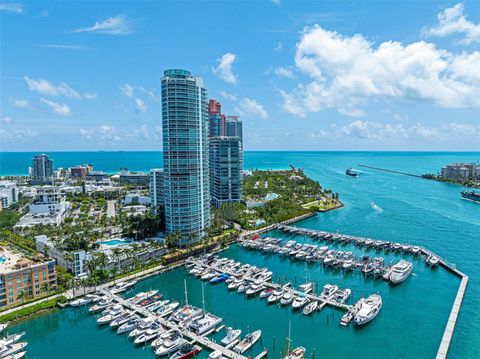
(161, 69, 211, 241)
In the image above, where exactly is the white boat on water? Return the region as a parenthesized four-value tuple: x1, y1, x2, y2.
(302, 301, 318, 316)
(389, 260, 413, 284)
(157, 302, 180, 317)
(155, 334, 186, 356)
(170, 305, 203, 327)
(134, 322, 163, 345)
(234, 330, 262, 354)
(280, 291, 295, 306)
(110, 311, 133, 327)
(151, 329, 180, 348)
(2, 351, 26, 359)
(189, 313, 222, 335)
(220, 327, 241, 346)
(129, 317, 155, 338)
(208, 350, 224, 359)
(259, 288, 273, 299)
(0, 332, 25, 348)
(70, 294, 99, 307)
(117, 316, 140, 334)
(291, 295, 309, 310)
(97, 309, 125, 325)
(245, 282, 264, 297)
(0, 342, 28, 358)
(320, 284, 338, 299)
(298, 282, 313, 294)
(0, 323, 8, 332)
(284, 346, 306, 359)
(354, 294, 382, 326)
(427, 255, 439, 267)
(89, 297, 112, 313)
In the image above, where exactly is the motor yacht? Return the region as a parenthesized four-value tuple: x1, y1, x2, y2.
(0, 342, 28, 358)
(302, 301, 318, 315)
(155, 336, 187, 356)
(246, 282, 264, 297)
(342, 259, 354, 271)
(169, 343, 201, 359)
(89, 297, 112, 313)
(220, 327, 241, 346)
(129, 318, 155, 338)
(170, 305, 203, 327)
(134, 322, 163, 345)
(117, 316, 140, 334)
(291, 295, 309, 310)
(2, 351, 26, 359)
(0, 333, 25, 347)
(234, 330, 262, 354)
(354, 294, 382, 326)
(427, 255, 439, 267)
(259, 288, 273, 299)
(389, 260, 413, 284)
(157, 302, 180, 317)
(320, 284, 338, 299)
(280, 291, 295, 306)
(189, 313, 222, 335)
(70, 294, 99, 307)
(110, 311, 133, 327)
(298, 282, 313, 294)
(284, 347, 306, 359)
(227, 278, 243, 290)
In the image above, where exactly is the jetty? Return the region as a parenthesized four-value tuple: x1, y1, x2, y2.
(358, 164, 421, 178)
(100, 290, 248, 359)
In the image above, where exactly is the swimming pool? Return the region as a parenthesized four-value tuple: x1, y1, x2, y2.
(0, 257, 5, 264)
(97, 240, 128, 247)
(264, 192, 278, 201)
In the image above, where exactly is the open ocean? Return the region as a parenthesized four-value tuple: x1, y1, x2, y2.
(1, 151, 479, 358)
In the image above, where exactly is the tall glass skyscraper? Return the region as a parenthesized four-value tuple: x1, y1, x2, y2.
(161, 69, 211, 241)
(31, 153, 54, 185)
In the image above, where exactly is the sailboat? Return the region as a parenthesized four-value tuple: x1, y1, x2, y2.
(282, 321, 306, 359)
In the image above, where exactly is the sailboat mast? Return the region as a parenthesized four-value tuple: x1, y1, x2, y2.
(287, 320, 291, 355)
(201, 282, 206, 313)
(184, 279, 188, 306)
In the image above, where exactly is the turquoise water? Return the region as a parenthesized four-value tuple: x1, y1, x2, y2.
(264, 193, 278, 201)
(2, 151, 480, 358)
(0, 258, 5, 264)
(98, 240, 130, 247)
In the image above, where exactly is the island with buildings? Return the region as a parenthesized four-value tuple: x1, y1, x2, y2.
(0, 69, 341, 321)
(422, 162, 480, 188)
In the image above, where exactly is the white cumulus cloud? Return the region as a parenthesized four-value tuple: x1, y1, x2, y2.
(24, 76, 81, 99)
(121, 83, 135, 98)
(274, 66, 296, 79)
(212, 53, 238, 84)
(235, 98, 268, 119)
(135, 98, 147, 113)
(73, 14, 135, 35)
(40, 98, 72, 116)
(0, 3, 23, 13)
(219, 90, 237, 101)
(11, 99, 30, 108)
(279, 24, 480, 118)
(422, 3, 480, 45)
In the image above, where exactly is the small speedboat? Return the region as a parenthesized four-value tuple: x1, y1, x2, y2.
(298, 282, 313, 294)
(70, 294, 99, 307)
(427, 255, 439, 267)
(117, 316, 140, 334)
(2, 351, 26, 359)
(389, 260, 413, 284)
(259, 288, 273, 299)
(280, 291, 295, 306)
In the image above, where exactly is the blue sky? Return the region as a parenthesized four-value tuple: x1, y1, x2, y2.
(1, 0, 479, 151)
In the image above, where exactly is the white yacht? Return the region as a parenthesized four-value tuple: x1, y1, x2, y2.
(155, 334, 186, 356)
(70, 294, 99, 307)
(189, 313, 222, 335)
(234, 330, 262, 354)
(151, 329, 179, 348)
(2, 351, 26, 359)
(0, 323, 8, 332)
(117, 316, 140, 334)
(291, 295, 309, 310)
(110, 312, 133, 328)
(298, 282, 313, 294)
(320, 284, 338, 299)
(280, 291, 295, 306)
(134, 322, 163, 345)
(129, 317, 155, 338)
(97, 309, 124, 325)
(220, 327, 241, 346)
(354, 294, 382, 326)
(89, 297, 112, 313)
(157, 302, 180, 317)
(267, 288, 284, 304)
(245, 282, 264, 297)
(302, 301, 318, 316)
(208, 350, 225, 359)
(284, 346, 306, 359)
(389, 260, 413, 284)
(170, 305, 203, 327)
(0, 342, 28, 358)
(0, 332, 25, 347)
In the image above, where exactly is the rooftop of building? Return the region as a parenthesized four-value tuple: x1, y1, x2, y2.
(0, 246, 51, 274)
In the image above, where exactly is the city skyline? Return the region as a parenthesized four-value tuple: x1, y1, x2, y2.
(1, 1, 480, 152)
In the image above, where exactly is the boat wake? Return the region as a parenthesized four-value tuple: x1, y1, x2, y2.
(370, 202, 384, 214)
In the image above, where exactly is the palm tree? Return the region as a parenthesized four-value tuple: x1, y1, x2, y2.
(17, 290, 25, 304)
(64, 252, 75, 273)
(41, 282, 50, 294)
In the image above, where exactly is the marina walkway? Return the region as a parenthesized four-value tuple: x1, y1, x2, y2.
(101, 291, 248, 359)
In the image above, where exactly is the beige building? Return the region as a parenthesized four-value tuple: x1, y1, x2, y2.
(0, 247, 57, 308)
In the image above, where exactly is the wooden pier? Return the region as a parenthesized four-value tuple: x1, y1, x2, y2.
(100, 291, 248, 359)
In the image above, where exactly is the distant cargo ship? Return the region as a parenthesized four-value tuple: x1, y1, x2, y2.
(346, 168, 358, 177)
(460, 190, 480, 203)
